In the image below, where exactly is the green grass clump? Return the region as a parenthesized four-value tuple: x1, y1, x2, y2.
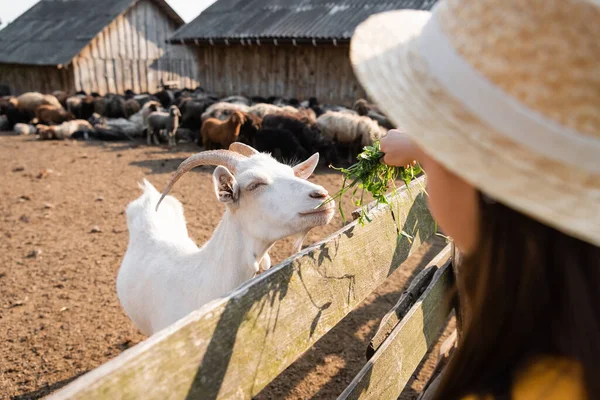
(321, 142, 423, 224)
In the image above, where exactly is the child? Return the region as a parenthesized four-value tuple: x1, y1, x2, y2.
(350, 0, 600, 398)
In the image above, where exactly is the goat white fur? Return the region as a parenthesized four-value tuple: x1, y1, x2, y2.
(117, 144, 335, 335)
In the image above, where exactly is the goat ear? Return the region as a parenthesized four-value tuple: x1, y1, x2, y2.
(293, 153, 319, 180)
(213, 166, 238, 204)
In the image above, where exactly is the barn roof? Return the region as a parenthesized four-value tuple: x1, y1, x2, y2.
(170, 0, 437, 44)
(0, 0, 184, 66)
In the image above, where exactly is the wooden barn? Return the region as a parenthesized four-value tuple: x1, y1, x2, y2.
(0, 0, 201, 95)
(169, 0, 437, 105)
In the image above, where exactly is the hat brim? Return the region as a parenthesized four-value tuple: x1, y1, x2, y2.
(350, 10, 600, 246)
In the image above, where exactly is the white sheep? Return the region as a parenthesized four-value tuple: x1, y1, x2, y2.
(16, 92, 63, 114)
(316, 111, 386, 161)
(117, 143, 335, 335)
(36, 120, 93, 140)
(146, 105, 181, 146)
(14, 123, 37, 136)
(140, 100, 162, 130)
(248, 103, 299, 118)
(201, 102, 250, 122)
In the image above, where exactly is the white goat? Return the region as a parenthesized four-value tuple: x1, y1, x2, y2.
(117, 143, 335, 335)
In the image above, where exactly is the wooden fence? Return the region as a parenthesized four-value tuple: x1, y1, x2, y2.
(49, 176, 456, 400)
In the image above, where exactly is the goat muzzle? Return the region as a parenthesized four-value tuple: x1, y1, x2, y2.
(155, 150, 246, 211)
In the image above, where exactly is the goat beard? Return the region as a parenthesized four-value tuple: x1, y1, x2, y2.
(292, 231, 310, 254)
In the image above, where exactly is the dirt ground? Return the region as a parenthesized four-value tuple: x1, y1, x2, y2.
(0, 133, 451, 400)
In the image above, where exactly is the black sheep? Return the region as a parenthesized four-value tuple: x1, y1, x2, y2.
(262, 114, 314, 150)
(104, 95, 127, 119)
(0, 84, 11, 97)
(1, 102, 29, 130)
(124, 89, 137, 100)
(252, 128, 310, 162)
(237, 113, 262, 145)
(153, 89, 174, 108)
(79, 96, 96, 121)
(261, 114, 337, 165)
(179, 98, 216, 131)
(251, 96, 268, 105)
(308, 97, 324, 117)
(134, 94, 159, 108)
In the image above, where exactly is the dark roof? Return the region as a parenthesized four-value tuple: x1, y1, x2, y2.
(171, 0, 437, 44)
(0, 0, 184, 66)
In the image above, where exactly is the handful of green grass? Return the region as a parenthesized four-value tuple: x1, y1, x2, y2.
(320, 142, 423, 224)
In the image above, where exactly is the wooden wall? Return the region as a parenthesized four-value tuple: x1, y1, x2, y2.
(193, 43, 366, 106)
(0, 65, 75, 95)
(73, 0, 199, 94)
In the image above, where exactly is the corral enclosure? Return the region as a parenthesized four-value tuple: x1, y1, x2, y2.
(0, 0, 456, 397)
(0, 134, 452, 399)
(0, 0, 200, 95)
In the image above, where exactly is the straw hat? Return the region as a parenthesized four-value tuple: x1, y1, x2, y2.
(350, 0, 600, 246)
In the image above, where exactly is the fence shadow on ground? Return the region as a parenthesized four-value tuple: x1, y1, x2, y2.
(257, 238, 445, 400)
(179, 193, 438, 400)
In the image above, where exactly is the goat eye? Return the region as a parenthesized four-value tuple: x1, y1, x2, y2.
(247, 182, 265, 191)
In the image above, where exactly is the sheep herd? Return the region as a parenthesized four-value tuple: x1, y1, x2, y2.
(0, 88, 394, 165)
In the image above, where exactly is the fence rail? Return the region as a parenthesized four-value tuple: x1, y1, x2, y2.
(49, 177, 440, 400)
(339, 246, 454, 399)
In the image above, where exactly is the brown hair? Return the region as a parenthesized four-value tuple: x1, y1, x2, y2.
(434, 193, 600, 399)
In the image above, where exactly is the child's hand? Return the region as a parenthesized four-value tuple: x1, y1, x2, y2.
(380, 130, 422, 168)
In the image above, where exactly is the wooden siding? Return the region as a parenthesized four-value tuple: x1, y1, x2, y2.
(0, 65, 75, 95)
(194, 43, 366, 106)
(73, 0, 199, 94)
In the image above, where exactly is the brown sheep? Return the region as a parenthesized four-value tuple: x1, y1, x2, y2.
(14, 92, 63, 122)
(34, 105, 75, 125)
(93, 96, 105, 116)
(201, 111, 246, 150)
(124, 99, 141, 118)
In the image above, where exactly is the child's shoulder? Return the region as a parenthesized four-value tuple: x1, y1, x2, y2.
(462, 357, 585, 400)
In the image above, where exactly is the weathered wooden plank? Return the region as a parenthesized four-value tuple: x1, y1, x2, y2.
(72, 58, 82, 93)
(338, 259, 454, 400)
(139, 1, 148, 61)
(123, 10, 133, 60)
(116, 15, 126, 59)
(88, 56, 98, 94)
(367, 244, 451, 358)
(114, 59, 123, 94)
(49, 177, 434, 400)
(109, 18, 120, 60)
(184, 44, 363, 105)
(367, 244, 452, 359)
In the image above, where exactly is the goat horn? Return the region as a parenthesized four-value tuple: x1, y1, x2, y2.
(156, 150, 245, 211)
(229, 142, 259, 157)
